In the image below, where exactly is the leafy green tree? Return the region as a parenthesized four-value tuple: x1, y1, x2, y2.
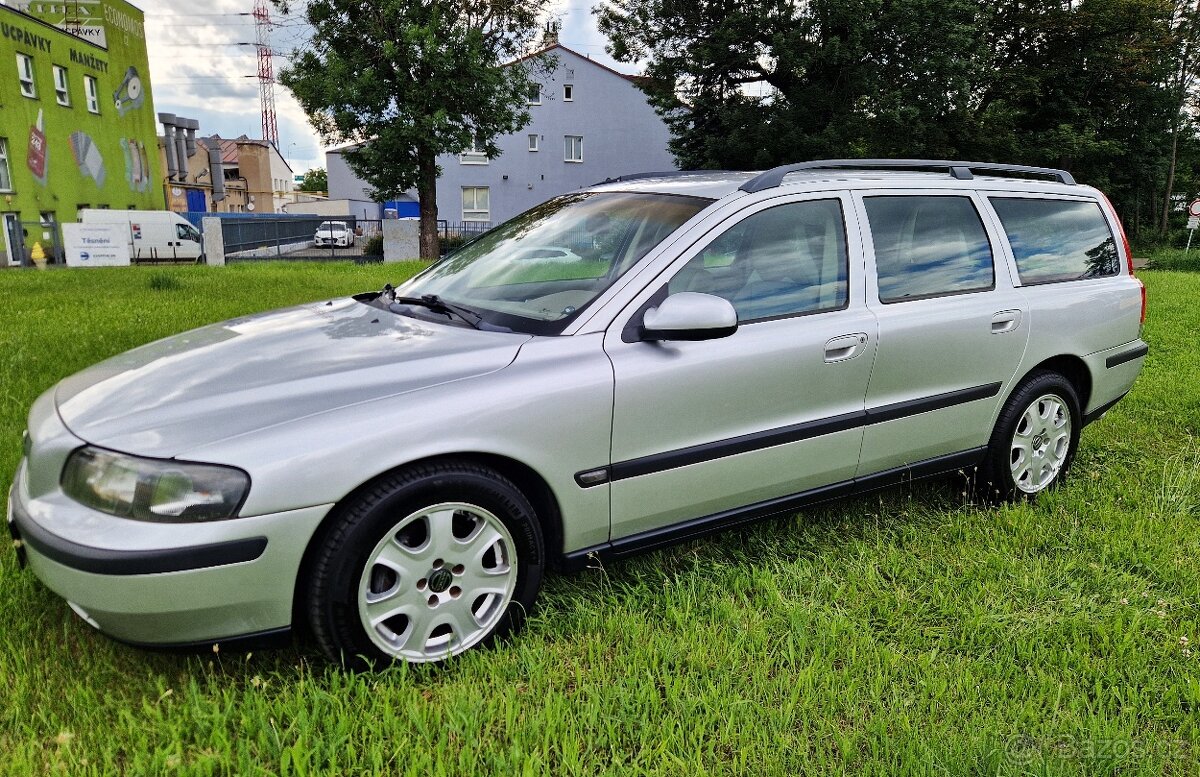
(297, 168, 328, 192)
(277, 0, 551, 259)
(1158, 0, 1200, 233)
(597, 0, 1183, 240)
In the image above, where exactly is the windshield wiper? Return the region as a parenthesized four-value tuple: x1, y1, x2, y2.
(386, 288, 484, 330)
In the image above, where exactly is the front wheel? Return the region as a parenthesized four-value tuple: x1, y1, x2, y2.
(978, 371, 1081, 502)
(307, 462, 544, 669)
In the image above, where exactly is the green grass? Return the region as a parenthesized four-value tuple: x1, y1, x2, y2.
(1, 259, 1198, 775)
(1143, 248, 1200, 272)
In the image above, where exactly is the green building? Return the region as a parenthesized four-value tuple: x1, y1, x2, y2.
(0, 0, 163, 266)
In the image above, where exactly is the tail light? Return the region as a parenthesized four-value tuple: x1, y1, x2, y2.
(1099, 191, 1145, 325)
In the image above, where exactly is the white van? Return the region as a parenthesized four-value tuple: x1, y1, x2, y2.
(78, 210, 204, 262)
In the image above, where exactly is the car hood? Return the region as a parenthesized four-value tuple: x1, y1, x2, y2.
(54, 297, 531, 457)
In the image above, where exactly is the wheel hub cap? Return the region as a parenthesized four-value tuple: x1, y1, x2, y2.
(356, 502, 518, 663)
(1010, 393, 1071, 494)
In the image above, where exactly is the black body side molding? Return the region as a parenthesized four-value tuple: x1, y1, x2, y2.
(561, 447, 986, 571)
(1105, 343, 1148, 369)
(590, 382, 1001, 485)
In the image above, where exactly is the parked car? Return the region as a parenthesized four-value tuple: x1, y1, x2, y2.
(9, 160, 1147, 668)
(314, 220, 354, 248)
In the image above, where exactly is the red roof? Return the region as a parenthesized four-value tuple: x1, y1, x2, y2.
(197, 137, 240, 165)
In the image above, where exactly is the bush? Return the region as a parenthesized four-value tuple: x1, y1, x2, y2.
(363, 232, 384, 257)
(440, 233, 467, 255)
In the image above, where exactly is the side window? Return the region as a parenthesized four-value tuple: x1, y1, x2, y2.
(864, 196, 994, 303)
(668, 199, 849, 322)
(989, 198, 1118, 284)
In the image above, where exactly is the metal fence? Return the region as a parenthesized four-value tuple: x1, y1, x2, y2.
(438, 220, 492, 255)
(222, 216, 384, 263)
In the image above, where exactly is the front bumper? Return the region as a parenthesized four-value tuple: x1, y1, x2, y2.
(9, 458, 331, 646)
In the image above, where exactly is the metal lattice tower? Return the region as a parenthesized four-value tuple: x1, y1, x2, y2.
(253, 0, 279, 147)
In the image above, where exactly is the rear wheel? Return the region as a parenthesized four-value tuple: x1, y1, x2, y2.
(978, 371, 1081, 501)
(307, 462, 544, 669)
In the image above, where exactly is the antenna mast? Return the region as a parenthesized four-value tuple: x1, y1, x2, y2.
(253, 0, 279, 147)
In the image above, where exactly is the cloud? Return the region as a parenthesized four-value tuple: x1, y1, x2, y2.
(142, 0, 637, 175)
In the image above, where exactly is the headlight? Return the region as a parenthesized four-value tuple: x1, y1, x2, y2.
(61, 447, 250, 522)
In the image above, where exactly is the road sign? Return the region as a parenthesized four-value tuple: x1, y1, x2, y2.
(1189, 199, 1200, 217)
(1189, 216, 1200, 230)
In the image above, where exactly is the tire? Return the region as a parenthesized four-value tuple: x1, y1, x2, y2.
(307, 461, 544, 669)
(978, 370, 1081, 502)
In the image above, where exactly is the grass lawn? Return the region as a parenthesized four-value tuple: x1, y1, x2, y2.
(1, 261, 1198, 775)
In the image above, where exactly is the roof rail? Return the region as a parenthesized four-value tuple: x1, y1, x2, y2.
(593, 170, 738, 187)
(739, 159, 1076, 193)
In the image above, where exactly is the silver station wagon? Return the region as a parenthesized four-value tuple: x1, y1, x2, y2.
(8, 159, 1148, 667)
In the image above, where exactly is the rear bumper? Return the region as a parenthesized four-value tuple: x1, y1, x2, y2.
(9, 461, 331, 646)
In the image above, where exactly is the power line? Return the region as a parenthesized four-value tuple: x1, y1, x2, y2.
(143, 12, 252, 16)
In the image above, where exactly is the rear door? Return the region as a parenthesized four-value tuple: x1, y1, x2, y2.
(853, 189, 1029, 476)
(603, 193, 878, 542)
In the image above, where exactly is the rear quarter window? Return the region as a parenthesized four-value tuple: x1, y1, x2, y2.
(989, 198, 1118, 284)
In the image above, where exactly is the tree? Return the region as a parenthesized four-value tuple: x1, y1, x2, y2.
(277, 0, 551, 259)
(298, 167, 328, 192)
(1159, 0, 1200, 233)
(596, 0, 1181, 239)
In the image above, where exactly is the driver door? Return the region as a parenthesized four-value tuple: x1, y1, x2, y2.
(603, 194, 877, 544)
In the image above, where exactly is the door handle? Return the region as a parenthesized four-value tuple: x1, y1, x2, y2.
(825, 332, 867, 363)
(991, 310, 1022, 334)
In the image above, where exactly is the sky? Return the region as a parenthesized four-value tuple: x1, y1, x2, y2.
(140, 0, 630, 178)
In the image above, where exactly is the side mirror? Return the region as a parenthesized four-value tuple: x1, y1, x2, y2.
(641, 292, 738, 341)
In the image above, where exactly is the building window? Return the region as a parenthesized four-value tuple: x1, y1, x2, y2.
(528, 134, 539, 152)
(563, 84, 574, 101)
(462, 186, 490, 222)
(459, 133, 488, 165)
(84, 75, 99, 113)
(527, 83, 541, 105)
(17, 53, 36, 98)
(52, 65, 69, 106)
(564, 135, 583, 163)
(0, 138, 12, 191)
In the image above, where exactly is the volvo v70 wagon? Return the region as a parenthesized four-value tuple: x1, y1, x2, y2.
(8, 159, 1148, 668)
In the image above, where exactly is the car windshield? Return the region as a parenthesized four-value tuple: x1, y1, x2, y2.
(318, 222, 346, 231)
(393, 192, 711, 334)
